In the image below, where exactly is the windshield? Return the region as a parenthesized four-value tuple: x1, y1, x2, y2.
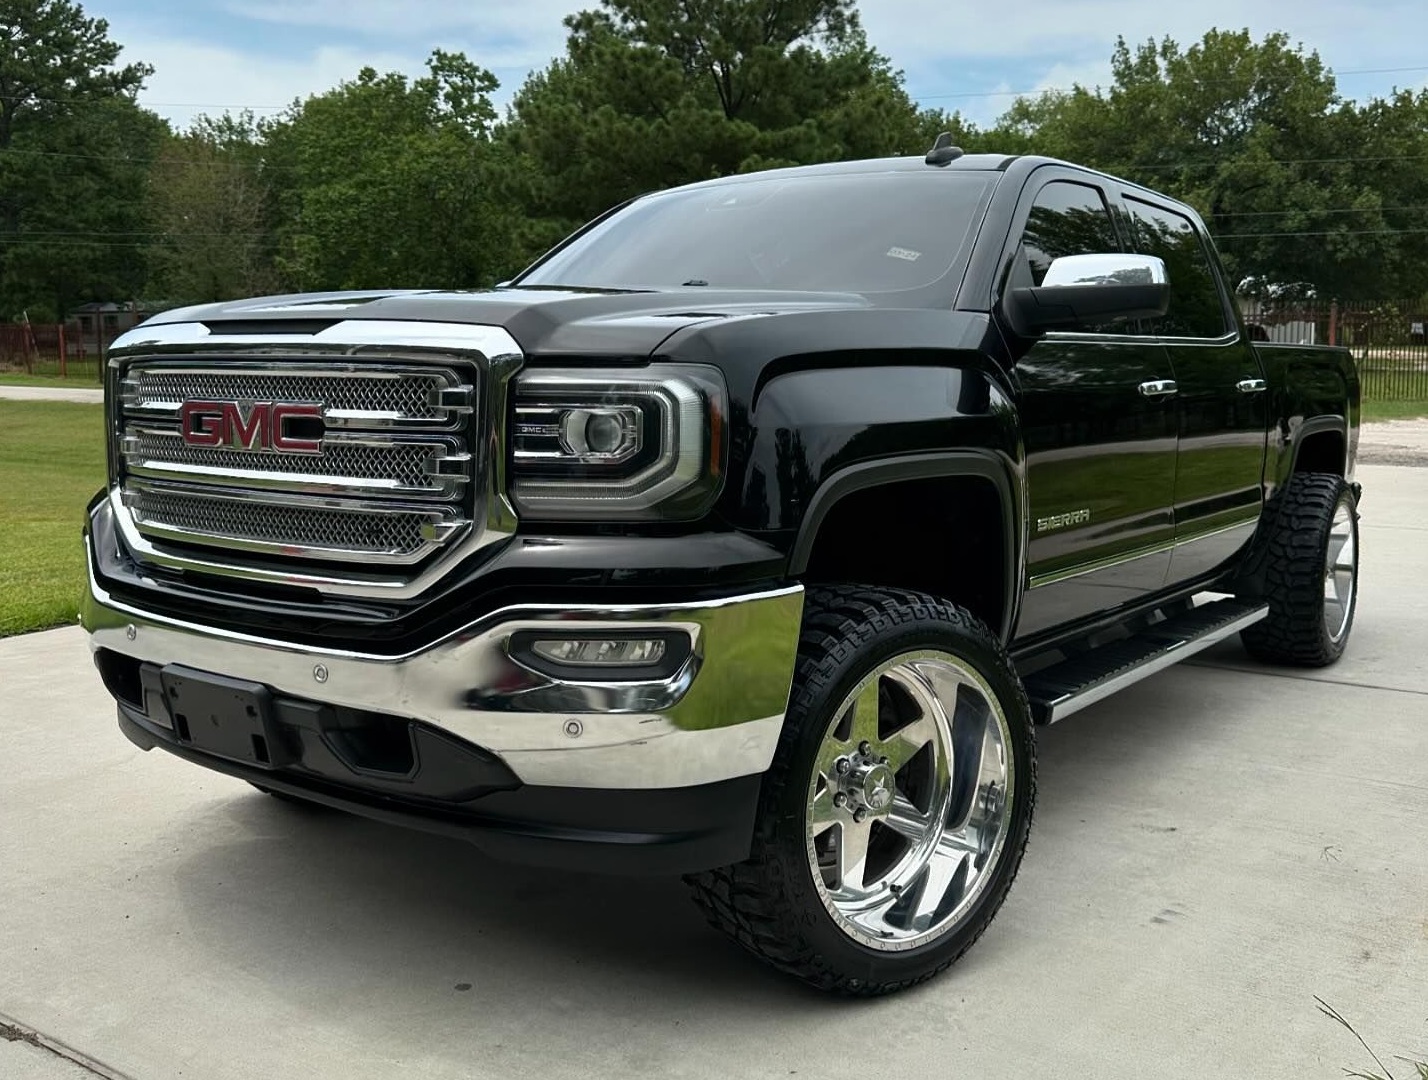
(515, 171, 996, 301)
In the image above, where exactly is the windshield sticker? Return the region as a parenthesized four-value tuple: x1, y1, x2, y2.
(887, 247, 922, 262)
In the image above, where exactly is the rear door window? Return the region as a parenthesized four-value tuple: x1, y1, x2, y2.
(1124, 198, 1230, 339)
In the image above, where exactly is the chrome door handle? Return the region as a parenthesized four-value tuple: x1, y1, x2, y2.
(1236, 378, 1267, 394)
(1138, 379, 1178, 398)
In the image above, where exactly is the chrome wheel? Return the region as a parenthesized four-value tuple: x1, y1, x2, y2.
(1323, 498, 1357, 644)
(805, 649, 1014, 952)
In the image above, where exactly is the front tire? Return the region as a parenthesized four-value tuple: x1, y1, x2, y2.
(686, 586, 1036, 995)
(1240, 472, 1360, 667)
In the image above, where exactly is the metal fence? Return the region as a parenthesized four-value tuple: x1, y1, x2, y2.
(0, 322, 113, 382)
(1242, 299, 1428, 401)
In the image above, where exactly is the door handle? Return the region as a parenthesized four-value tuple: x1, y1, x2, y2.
(1138, 379, 1178, 398)
(1236, 378, 1267, 394)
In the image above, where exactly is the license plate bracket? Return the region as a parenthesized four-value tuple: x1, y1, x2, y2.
(160, 665, 287, 768)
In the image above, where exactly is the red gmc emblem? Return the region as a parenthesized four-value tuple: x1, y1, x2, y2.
(179, 400, 324, 454)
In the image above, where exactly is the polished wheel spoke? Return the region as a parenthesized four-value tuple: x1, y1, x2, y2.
(878, 712, 937, 775)
(805, 649, 1016, 952)
(908, 842, 973, 924)
(885, 792, 934, 842)
(809, 784, 839, 835)
(847, 677, 883, 748)
(1329, 526, 1355, 572)
(1323, 502, 1358, 644)
(948, 709, 1004, 837)
(835, 818, 873, 892)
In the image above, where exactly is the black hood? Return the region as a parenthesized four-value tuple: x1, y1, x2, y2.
(142, 286, 873, 359)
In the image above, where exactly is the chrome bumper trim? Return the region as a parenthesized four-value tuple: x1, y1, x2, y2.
(83, 549, 803, 789)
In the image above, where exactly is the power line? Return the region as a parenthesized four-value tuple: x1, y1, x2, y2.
(5, 202, 1424, 240)
(8, 226, 1428, 251)
(0, 146, 301, 171)
(6, 142, 1428, 178)
(3, 63, 1426, 112)
(1210, 204, 1428, 217)
(0, 92, 288, 111)
(1213, 227, 1428, 239)
(1119, 154, 1428, 171)
(914, 64, 1428, 101)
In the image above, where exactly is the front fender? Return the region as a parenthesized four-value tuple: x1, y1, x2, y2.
(730, 362, 1021, 531)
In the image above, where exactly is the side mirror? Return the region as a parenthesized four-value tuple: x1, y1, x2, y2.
(1006, 253, 1170, 335)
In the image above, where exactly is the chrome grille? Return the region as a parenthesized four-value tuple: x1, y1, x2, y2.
(114, 359, 477, 568)
(122, 429, 467, 497)
(126, 368, 451, 421)
(125, 485, 453, 563)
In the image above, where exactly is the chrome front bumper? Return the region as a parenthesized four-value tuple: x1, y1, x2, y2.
(82, 551, 803, 790)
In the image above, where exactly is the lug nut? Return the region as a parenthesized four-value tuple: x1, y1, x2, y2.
(859, 741, 872, 755)
(833, 792, 848, 808)
(834, 758, 851, 775)
(880, 756, 890, 766)
(853, 808, 867, 823)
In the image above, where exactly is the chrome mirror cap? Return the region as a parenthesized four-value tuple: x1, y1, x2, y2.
(1042, 253, 1168, 288)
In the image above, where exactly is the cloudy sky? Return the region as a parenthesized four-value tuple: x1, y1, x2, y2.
(96, 0, 1428, 131)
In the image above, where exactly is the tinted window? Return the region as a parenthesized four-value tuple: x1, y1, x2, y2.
(1019, 181, 1122, 286)
(1125, 198, 1229, 338)
(516, 172, 994, 300)
(1016, 180, 1131, 333)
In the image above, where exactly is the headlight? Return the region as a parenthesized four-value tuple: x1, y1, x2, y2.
(510, 364, 726, 520)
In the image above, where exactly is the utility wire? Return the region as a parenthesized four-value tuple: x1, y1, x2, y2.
(2, 63, 1425, 111)
(913, 64, 1428, 101)
(8, 227, 1428, 250)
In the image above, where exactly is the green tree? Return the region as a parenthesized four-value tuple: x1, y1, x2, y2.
(504, 0, 936, 236)
(986, 30, 1428, 300)
(0, 0, 161, 320)
(146, 113, 278, 305)
(262, 51, 523, 292)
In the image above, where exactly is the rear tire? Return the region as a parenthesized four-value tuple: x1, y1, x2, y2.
(1240, 472, 1359, 667)
(685, 585, 1035, 996)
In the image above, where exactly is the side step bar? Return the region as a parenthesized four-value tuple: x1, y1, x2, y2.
(1021, 598, 1269, 724)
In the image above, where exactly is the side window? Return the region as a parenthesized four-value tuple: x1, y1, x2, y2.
(1019, 181, 1121, 285)
(1017, 180, 1130, 334)
(1125, 197, 1229, 339)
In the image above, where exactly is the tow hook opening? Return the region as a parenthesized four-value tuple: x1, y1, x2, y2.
(320, 707, 418, 778)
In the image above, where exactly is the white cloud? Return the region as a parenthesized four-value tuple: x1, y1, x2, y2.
(115, 29, 421, 129)
(101, 0, 1428, 132)
(860, 0, 1426, 68)
(224, 0, 573, 70)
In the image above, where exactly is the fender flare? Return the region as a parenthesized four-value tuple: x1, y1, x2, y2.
(1288, 414, 1349, 477)
(788, 450, 1022, 642)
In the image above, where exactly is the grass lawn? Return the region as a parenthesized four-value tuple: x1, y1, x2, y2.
(1363, 399, 1428, 422)
(0, 401, 106, 636)
(0, 372, 104, 388)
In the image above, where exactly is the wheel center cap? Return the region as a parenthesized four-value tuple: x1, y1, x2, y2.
(857, 762, 895, 813)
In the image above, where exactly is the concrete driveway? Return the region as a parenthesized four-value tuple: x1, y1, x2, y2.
(0, 385, 102, 404)
(3, 462, 1425, 1080)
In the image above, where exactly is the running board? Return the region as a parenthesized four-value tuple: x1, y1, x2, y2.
(1022, 598, 1269, 725)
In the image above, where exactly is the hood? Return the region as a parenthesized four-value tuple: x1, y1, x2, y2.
(142, 286, 874, 359)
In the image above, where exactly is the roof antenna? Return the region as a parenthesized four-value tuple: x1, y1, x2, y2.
(925, 132, 965, 166)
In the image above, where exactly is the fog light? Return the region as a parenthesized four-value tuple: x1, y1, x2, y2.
(531, 638, 667, 666)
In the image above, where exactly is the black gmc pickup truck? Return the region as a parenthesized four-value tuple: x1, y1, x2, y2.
(82, 141, 1361, 995)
